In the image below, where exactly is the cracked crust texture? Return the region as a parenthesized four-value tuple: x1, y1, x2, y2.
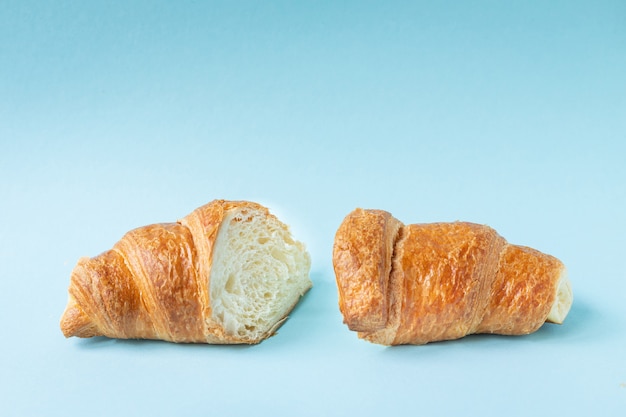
(332, 209, 402, 332)
(332, 208, 568, 345)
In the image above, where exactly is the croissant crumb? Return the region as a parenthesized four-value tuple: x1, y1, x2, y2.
(546, 270, 573, 324)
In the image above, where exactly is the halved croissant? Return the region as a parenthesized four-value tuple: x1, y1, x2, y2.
(332, 208, 572, 345)
(60, 200, 312, 344)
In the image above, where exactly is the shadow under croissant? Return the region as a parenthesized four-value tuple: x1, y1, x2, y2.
(73, 335, 257, 350)
(529, 295, 604, 343)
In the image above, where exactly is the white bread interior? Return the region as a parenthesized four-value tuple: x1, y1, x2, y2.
(546, 268, 573, 324)
(209, 206, 312, 341)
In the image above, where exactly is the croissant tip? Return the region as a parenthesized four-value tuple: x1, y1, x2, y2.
(60, 297, 97, 338)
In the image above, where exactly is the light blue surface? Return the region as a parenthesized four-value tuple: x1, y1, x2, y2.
(1, 1, 625, 416)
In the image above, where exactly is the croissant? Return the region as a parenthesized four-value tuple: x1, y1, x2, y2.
(332, 208, 573, 345)
(60, 200, 312, 344)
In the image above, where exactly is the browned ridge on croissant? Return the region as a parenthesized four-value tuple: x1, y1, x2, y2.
(332, 208, 573, 345)
(60, 200, 312, 344)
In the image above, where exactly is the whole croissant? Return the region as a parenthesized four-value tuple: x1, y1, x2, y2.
(332, 208, 573, 345)
(60, 200, 312, 344)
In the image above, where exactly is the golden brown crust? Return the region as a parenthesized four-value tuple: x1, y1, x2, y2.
(476, 244, 564, 335)
(113, 223, 205, 342)
(332, 208, 568, 345)
(332, 209, 402, 332)
(391, 222, 506, 345)
(60, 199, 293, 344)
(61, 250, 153, 339)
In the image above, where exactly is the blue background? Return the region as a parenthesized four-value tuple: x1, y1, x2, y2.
(1, 1, 625, 415)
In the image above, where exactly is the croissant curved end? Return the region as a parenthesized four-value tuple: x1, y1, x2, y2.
(60, 296, 98, 338)
(546, 268, 573, 325)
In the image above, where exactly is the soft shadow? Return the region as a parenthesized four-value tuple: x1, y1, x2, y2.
(530, 294, 607, 343)
(73, 335, 256, 351)
(73, 335, 117, 349)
